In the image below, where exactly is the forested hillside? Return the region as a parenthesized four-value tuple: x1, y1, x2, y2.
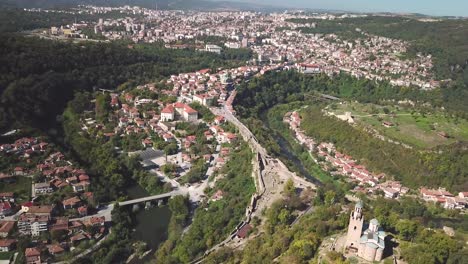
(0, 34, 243, 131)
(0, 8, 143, 33)
(234, 71, 468, 191)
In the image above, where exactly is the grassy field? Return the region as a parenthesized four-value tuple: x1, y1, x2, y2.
(329, 102, 468, 149)
(0, 251, 13, 260)
(0, 176, 31, 202)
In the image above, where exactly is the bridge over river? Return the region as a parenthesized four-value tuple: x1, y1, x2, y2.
(117, 190, 184, 206)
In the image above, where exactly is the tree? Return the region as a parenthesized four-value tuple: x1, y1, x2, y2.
(164, 143, 178, 156)
(396, 219, 418, 241)
(278, 209, 292, 225)
(324, 190, 336, 206)
(283, 179, 295, 197)
(51, 229, 68, 242)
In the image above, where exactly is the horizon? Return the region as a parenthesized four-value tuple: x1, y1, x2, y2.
(216, 0, 468, 17)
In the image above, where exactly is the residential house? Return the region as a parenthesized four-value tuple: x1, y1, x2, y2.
(62, 196, 81, 209)
(160, 105, 175, 122)
(28, 205, 54, 218)
(0, 221, 15, 237)
(50, 217, 69, 232)
(25, 247, 41, 264)
(72, 181, 90, 192)
(48, 244, 65, 256)
(0, 192, 14, 202)
(0, 202, 12, 216)
(84, 216, 105, 227)
(0, 239, 15, 252)
(34, 182, 53, 195)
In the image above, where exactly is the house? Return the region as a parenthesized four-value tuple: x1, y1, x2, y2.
(173, 103, 198, 122)
(382, 187, 399, 199)
(50, 217, 68, 232)
(78, 205, 88, 217)
(66, 176, 78, 184)
(142, 138, 153, 148)
(382, 121, 394, 128)
(160, 105, 175, 122)
(214, 115, 225, 125)
(48, 244, 65, 256)
(236, 224, 252, 239)
(420, 188, 454, 203)
(34, 182, 53, 195)
(211, 190, 224, 202)
(298, 63, 321, 74)
(0, 239, 16, 252)
(14, 167, 26, 176)
(0, 192, 14, 202)
(84, 216, 105, 227)
(163, 133, 174, 142)
(62, 196, 81, 209)
(78, 174, 90, 182)
(28, 205, 54, 218)
(0, 221, 15, 237)
(183, 106, 198, 122)
(70, 233, 88, 245)
(193, 94, 214, 106)
(0, 202, 12, 216)
(205, 44, 222, 54)
(25, 247, 42, 264)
(72, 181, 90, 192)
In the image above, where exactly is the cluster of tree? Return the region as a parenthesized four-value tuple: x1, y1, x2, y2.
(204, 184, 348, 263)
(0, 34, 246, 132)
(233, 71, 468, 191)
(62, 95, 166, 201)
(155, 141, 255, 263)
(0, 8, 142, 33)
(75, 204, 135, 264)
(189, 102, 215, 122)
(180, 159, 208, 184)
(300, 106, 468, 192)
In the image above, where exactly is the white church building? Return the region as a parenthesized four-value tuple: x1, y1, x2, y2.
(345, 201, 386, 262)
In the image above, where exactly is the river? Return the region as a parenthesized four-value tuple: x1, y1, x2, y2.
(262, 110, 323, 187)
(126, 185, 172, 263)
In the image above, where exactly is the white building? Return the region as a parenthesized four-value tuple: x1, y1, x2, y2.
(160, 105, 175, 122)
(18, 214, 49, 236)
(205, 44, 222, 54)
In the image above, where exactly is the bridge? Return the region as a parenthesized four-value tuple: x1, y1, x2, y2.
(117, 190, 184, 206)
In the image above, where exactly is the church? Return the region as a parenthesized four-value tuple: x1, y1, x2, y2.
(345, 201, 386, 262)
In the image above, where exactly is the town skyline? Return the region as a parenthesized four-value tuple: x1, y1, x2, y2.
(215, 0, 468, 17)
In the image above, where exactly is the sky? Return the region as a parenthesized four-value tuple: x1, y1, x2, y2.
(219, 0, 468, 17)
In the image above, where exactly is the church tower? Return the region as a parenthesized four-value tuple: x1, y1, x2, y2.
(345, 201, 364, 249)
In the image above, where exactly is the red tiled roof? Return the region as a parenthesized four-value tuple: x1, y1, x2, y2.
(25, 247, 41, 257)
(161, 105, 175, 114)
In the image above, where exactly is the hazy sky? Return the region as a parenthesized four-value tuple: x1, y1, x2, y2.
(220, 0, 468, 16)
